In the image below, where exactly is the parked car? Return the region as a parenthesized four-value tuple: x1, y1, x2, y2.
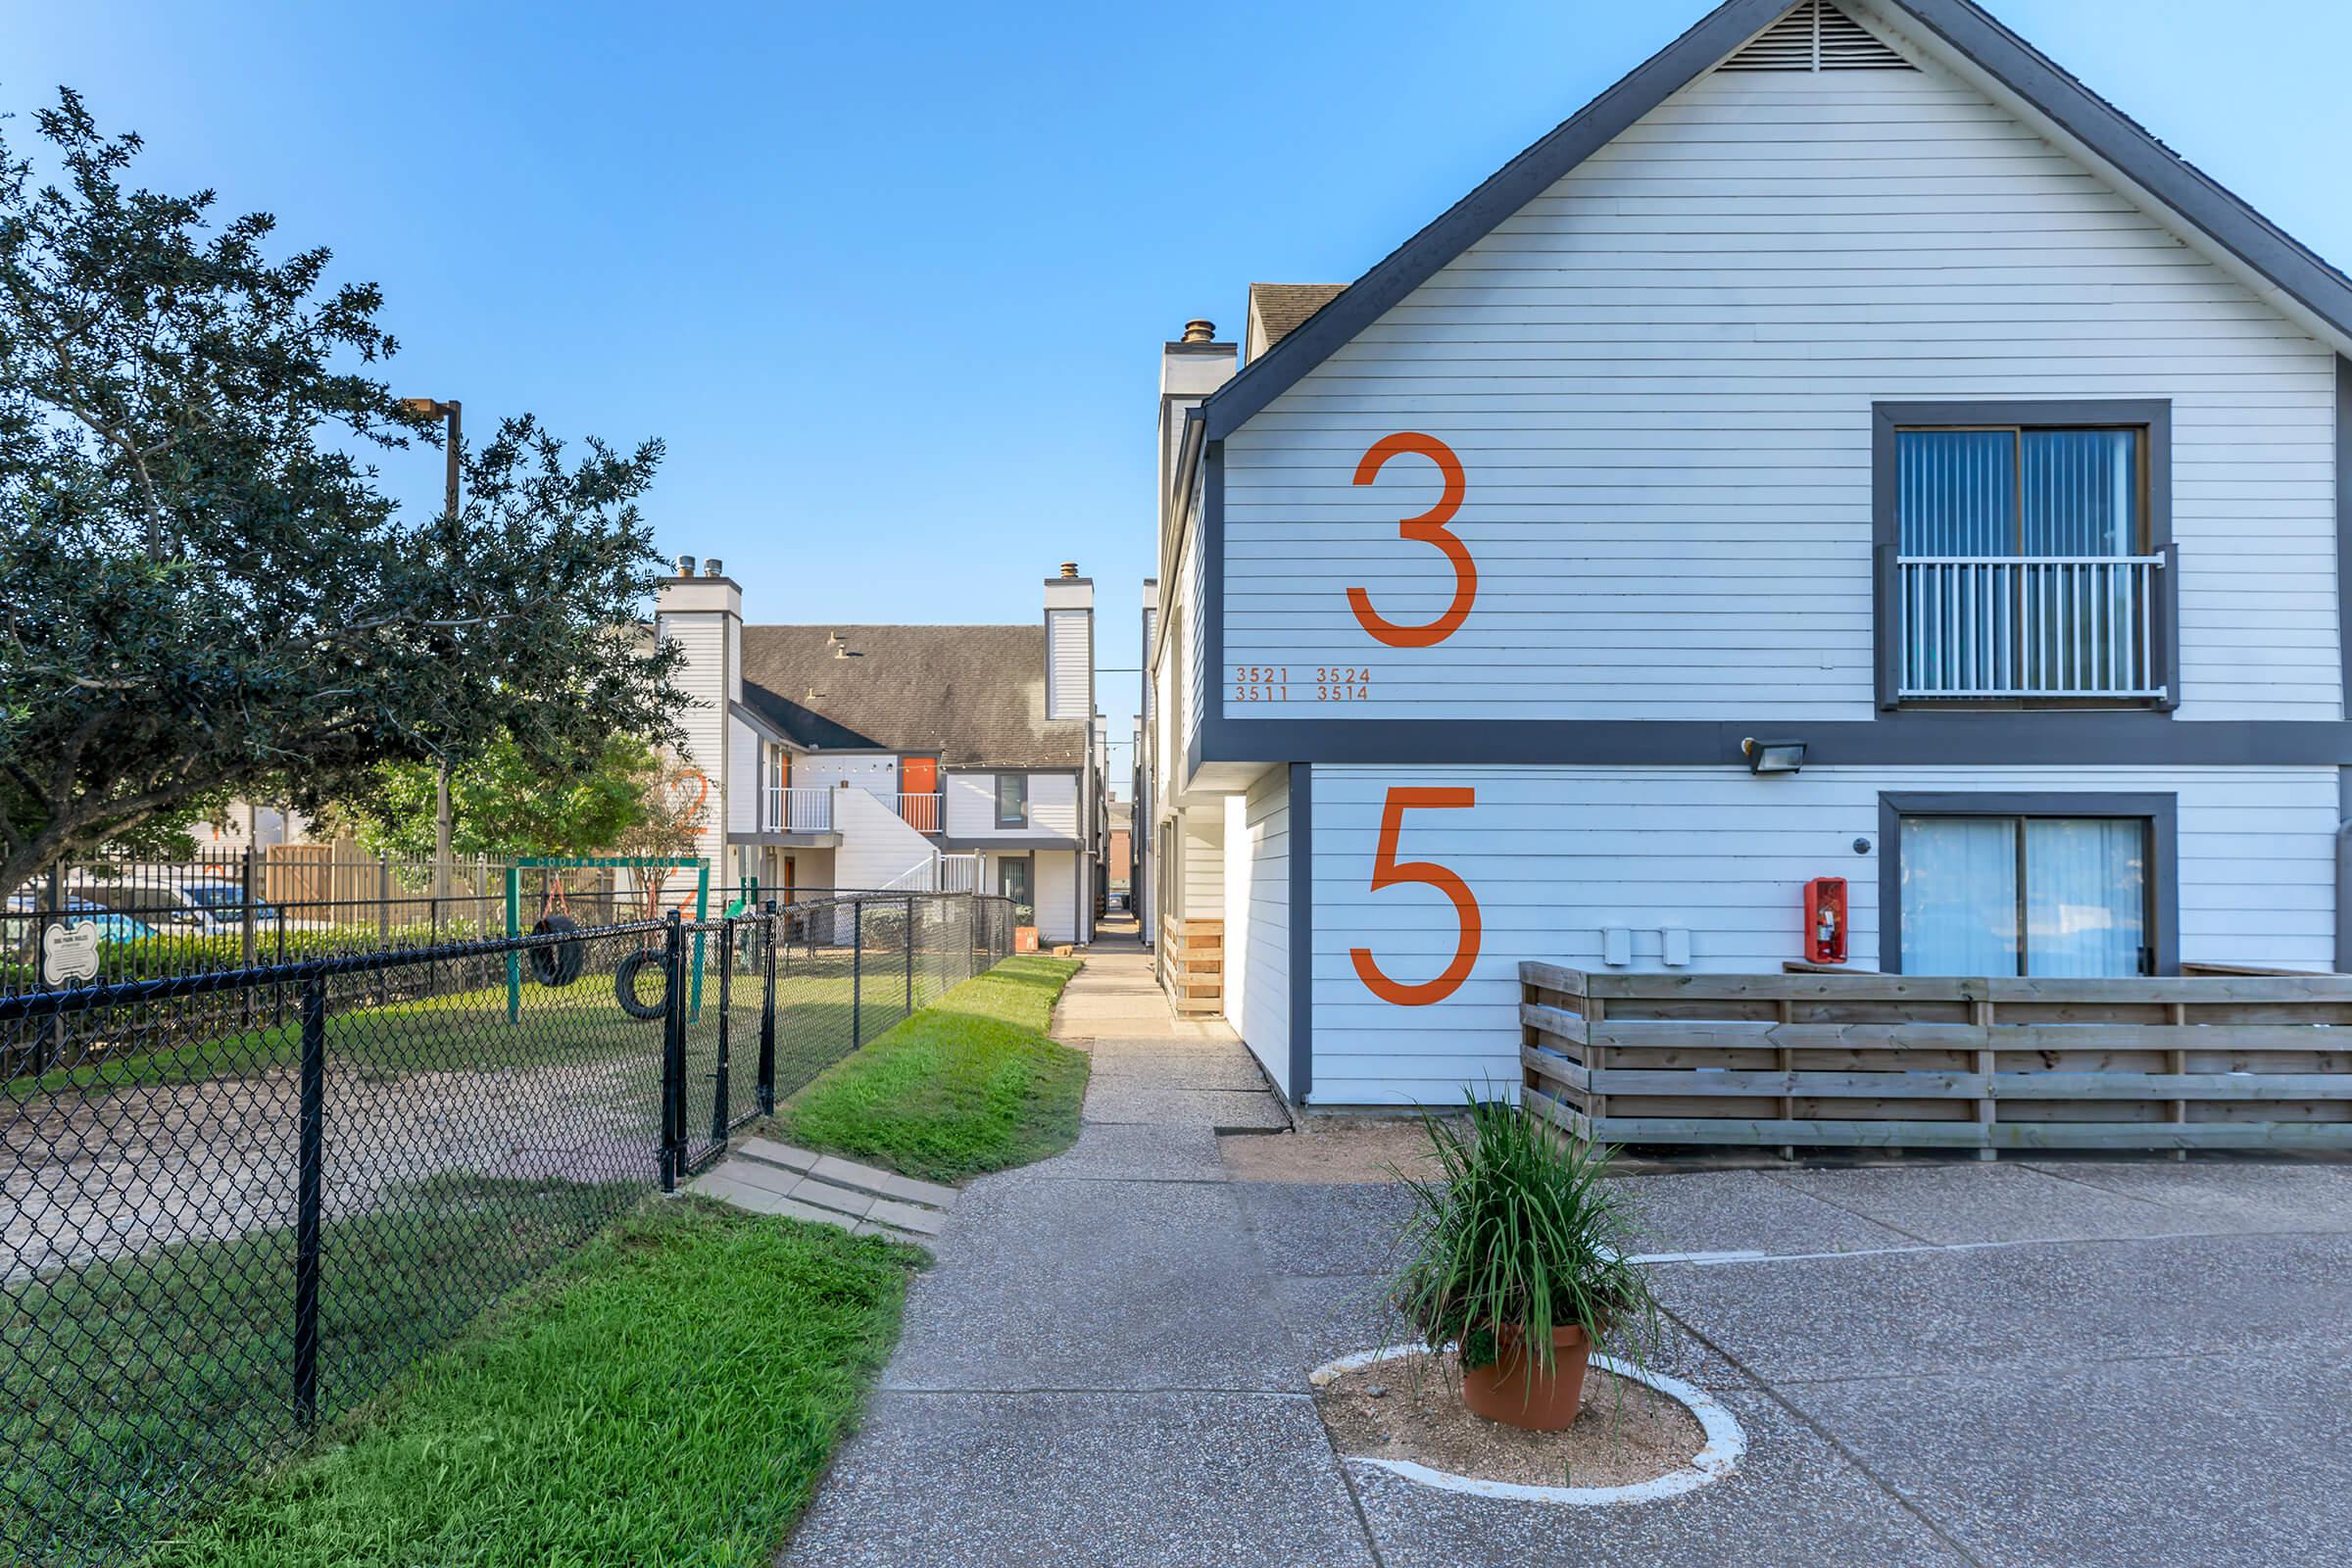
(5, 896, 162, 946)
(163, 880, 282, 933)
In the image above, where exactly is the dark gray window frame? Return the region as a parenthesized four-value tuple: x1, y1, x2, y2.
(1877, 790, 2180, 976)
(996, 852, 1035, 910)
(995, 773, 1030, 829)
(1872, 399, 2178, 713)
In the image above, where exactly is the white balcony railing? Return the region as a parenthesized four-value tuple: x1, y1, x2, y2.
(762, 786, 834, 834)
(896, 792, 943, 833)
(1897, 555, 2167, 701)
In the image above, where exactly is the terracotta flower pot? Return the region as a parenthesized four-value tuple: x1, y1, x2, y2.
(1458, 1323, 1593, 1432)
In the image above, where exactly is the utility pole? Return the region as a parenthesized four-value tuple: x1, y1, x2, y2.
(399, 397, 463, 905)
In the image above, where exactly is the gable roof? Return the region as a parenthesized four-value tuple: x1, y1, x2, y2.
(1200, 0, 2352, 441)
(737, 624, 1087, 769)
(1246, 282, 1348, 359)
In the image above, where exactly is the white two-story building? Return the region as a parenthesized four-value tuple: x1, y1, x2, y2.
(659, 561, 1103, 945)
(1144, 0, 2352, 1107)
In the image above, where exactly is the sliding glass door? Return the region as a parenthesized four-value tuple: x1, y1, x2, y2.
(1899, 813, 2150, 977)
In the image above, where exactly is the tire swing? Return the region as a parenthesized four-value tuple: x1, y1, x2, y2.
(526, 872, 587, 988)
(614, 948, 669, 1020)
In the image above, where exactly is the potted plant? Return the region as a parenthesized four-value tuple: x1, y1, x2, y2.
(1391, 1093, 1659, 1431)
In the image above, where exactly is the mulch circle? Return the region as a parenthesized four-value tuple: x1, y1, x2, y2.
(1312, 1348, 1706, 1494)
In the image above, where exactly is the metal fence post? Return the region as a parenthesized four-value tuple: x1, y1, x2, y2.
(968, 894, 979, 983)
(851, 898, 863, 1048)
(905, 895, 915, 1021)
(758, 900, 778, 1114)
(660, 912, 686, 1192)
(292, 973, 326, 1426)
(710, 917, 733, 1146)
(375, 854, 392, 1005)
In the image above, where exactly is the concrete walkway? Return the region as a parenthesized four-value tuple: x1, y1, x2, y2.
(777, 939, 1355, 1568)
(781, 940, 2352, 1567)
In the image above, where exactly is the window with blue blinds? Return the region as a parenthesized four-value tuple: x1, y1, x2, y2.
(1896, 426, 2141, 557)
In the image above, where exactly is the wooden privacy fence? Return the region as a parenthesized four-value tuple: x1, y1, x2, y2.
(1519, 961, 2352, 1154)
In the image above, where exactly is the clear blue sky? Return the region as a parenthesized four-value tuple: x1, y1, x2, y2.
(11, 0, 2351, 759)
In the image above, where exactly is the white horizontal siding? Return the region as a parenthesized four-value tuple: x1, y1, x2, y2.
(1031, 773, 1080, 838)
(1225, 770, 1291, 1093)
(1182, 809, 1224, 919)
(1034, 850, 1078, 944)
(1048, 609, 1090, 721)
(1220, 59, 2338, 724)
(725, 718, 759, 835)
(945, 771, 1081, 841)
(656, 612, 731, 869)
(798, 756, 898, 799)
(1181, 524, 1206, 761)
(1307, 761, 2340, 1107)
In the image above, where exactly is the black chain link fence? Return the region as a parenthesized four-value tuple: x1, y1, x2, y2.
(1, 891, 1015, 1566)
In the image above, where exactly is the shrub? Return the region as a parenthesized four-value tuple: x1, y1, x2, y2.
(1391, 1093, 1661, 1373)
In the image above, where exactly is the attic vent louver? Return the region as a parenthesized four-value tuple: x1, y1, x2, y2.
(1719, 1, 1912, 72)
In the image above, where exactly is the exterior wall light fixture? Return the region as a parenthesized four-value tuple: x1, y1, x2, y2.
(1741, 737, 1807, 776)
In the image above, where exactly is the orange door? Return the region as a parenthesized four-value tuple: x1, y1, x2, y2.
(901, 758, 940, 830)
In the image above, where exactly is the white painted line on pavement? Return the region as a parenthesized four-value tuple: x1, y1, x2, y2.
(1306, 1344, 1746, 1507)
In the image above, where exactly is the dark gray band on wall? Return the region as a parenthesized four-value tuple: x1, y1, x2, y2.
(1288, 761, 1313, 1105)
(1199, 714, 2352, 769)
(1870, 399, 2177, 712)
(1876, 790, 2180, 976)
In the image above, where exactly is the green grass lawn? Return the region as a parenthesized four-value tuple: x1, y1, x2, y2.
(776, 954, 1086, 1184)
(3, 1174, 644, 1568)
(147, 1200, 917, 1568)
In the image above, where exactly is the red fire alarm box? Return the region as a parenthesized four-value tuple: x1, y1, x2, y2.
(1804, 877, 1848, 965)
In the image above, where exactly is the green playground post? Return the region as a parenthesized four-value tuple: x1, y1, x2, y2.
(505, 864, 522, 1022)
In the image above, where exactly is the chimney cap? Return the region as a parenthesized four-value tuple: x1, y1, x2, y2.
(675, 553, 697, 576)
(703, 558, 723, 577)
(1058, 561, 1079, 579)
(1181, 318, 1215, 344)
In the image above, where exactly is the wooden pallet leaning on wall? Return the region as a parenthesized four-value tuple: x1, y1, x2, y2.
(1164, 918, 1224, 1018)
(1518, 961, 2352, 1155)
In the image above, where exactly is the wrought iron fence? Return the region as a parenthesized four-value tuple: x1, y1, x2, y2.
(0, 891, 1015, 1567)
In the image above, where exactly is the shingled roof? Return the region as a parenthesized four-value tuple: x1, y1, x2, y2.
(738, 624, 1087, 768)
(1246, 282, 1348, 358)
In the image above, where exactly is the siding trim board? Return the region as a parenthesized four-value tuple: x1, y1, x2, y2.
(1200, 0, 2352, 443)
(2338, 357, 2351, 714)
(1875, 789, 2180, 975)
(1869, 398, 2178, 711)
(1289, 762, 1314, 1104)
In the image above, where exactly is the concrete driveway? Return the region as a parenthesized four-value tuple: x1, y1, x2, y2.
(1269, 1152, 2352, 1567)
(780, 946, 2352, 1568)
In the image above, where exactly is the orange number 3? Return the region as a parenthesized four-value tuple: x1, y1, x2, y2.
(1348, 432, 1477, 649)
(1350, 786, 1483, 1007)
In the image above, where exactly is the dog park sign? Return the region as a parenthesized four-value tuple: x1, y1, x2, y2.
(40, 921, 101, 988)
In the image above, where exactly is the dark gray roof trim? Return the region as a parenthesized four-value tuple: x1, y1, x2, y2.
(1201, 0, 2352, 441)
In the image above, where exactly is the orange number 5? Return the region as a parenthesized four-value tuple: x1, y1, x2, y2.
(1348, 432, 1477, 649)
(1350, 786, 1483, 1007)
